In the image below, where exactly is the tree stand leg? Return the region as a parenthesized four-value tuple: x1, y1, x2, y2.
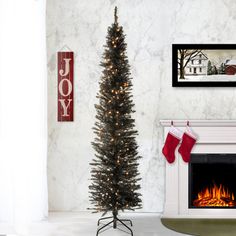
(96, 211, 133, 236)
(116, 217, 133, 236)
(97, 216, 113, 226)
(118, 218, 133, 226)
(96, 219, 114, 236)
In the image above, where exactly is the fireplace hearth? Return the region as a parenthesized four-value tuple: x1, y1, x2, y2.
(160, 120, 236, 218)
(189, 154, 236, 208)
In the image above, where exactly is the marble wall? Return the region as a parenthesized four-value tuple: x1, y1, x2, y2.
(47, 0, 236, 212)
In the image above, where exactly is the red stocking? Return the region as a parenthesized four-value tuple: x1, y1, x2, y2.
(178, 126, 197, 163)
(162, 126, 183, 163)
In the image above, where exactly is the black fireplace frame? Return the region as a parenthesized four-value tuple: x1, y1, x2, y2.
(188, 153, 236, 209)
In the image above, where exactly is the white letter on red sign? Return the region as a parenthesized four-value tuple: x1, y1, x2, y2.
(58, 99, 72, 117)
(59, 58, 71, 77)
(58, 52, 74, 121)
(59, 78, 72, 97)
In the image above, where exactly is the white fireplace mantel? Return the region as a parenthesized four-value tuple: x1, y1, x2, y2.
(160, 120, 236, 127)
(160, 120, 236, 218)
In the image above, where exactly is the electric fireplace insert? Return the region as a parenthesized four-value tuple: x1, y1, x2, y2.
(189, 154, 236, 208)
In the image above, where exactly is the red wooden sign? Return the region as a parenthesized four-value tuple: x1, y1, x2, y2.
(58, 51, 74, 121)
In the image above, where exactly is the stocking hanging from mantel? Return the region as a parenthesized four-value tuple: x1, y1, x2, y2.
(162, 122, 197, 163)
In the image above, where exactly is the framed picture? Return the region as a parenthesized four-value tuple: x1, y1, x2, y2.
(172, 44, 236, 87)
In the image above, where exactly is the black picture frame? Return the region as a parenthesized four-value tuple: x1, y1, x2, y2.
(172, 44, 236, 87)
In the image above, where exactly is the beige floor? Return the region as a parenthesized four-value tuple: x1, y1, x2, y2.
(1, 212, 189, 236)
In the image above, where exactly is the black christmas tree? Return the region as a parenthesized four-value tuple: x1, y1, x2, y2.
(89, 7, 142, 236)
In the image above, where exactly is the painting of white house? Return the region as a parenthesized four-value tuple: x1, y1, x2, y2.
(177, 49, 236, 82)
(185, 52, 208, 76)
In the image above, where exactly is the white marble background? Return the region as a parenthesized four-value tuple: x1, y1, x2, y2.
(47, 0, 236, 212)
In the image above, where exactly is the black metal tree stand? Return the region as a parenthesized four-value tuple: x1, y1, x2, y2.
(96, 210, 133, 236)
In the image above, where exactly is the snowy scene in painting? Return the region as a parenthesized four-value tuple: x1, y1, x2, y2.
(178, 49, 236, 82)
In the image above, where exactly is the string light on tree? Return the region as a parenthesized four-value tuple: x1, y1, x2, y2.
(89, 7, 142, 236)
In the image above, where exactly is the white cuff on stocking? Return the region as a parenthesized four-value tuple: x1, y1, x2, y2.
(186, 126, 197, 140)
(169, 126, 183, 140)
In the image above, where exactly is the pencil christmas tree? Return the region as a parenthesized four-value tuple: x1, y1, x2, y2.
(89, 7, 142, 236)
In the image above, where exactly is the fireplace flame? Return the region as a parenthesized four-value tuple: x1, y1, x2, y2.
(193, 183, 236, 207)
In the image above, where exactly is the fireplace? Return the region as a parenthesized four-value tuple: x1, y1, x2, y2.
(189, 154, 236, 208)
(160, 120, 236, 218)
